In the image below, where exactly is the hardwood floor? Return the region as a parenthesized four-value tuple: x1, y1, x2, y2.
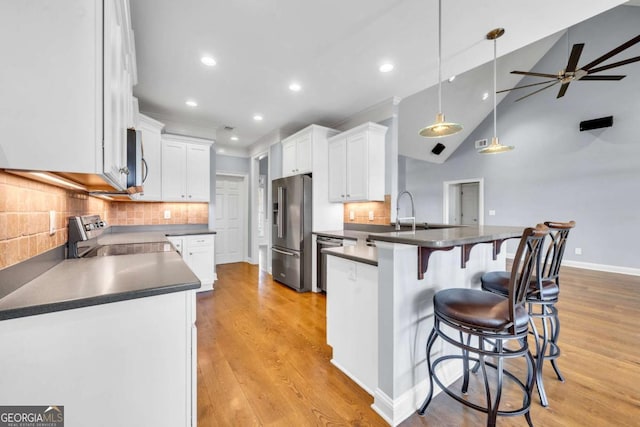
(196, 263, 640, 426)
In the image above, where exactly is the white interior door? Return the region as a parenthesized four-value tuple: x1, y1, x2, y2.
(215, 175, 245, 264)
(443, 178, 484, 226)
(460, 182, 480, 225)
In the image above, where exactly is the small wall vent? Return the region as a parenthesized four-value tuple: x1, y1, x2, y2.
(223, 125, 235, 131)
(475, 139, 488, 149)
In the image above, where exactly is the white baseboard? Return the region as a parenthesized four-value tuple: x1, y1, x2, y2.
(506, 253, 640, 277)
(371, 359, 462, 426)
(330, 359, 374, 396)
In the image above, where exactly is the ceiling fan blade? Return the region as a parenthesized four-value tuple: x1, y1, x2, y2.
(566, 43, 584, 73)
(580, 75, 626, 81)
(511, 70, 558, 79)
(557, 82, 570, 98)
(497, 79, 557, 93)
(587, 55, 640, 74)
(514, 81, 559, 102)
(582, 34, 640, 71)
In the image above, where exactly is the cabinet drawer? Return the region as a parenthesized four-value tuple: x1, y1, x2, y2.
(186, 234, 214, 247)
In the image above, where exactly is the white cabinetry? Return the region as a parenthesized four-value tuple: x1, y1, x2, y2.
(168, 234, 216, 292)
(282, 130, 313, 176)
(328, 122, 387, 202)
(326, 255, 378, 394)
(136, 114, 165, 201)
(0, 0, 137, 191)
(161, 134, 212, 202)
(0, 291, 196, 427)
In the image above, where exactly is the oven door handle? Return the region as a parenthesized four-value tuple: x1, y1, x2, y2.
(318, 241, 343, 247)
(272, 247, 298, 257)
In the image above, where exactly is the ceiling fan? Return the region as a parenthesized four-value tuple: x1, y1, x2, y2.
(499, 34, 640, 102)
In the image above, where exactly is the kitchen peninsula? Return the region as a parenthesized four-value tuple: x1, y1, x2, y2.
(325, 225, 523, 426)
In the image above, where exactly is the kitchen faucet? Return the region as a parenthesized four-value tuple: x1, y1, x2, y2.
(396, 190, 416, 232)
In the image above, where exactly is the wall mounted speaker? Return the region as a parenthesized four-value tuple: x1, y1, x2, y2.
(431, 142, 446, 155)
(580, 116, 613, 131)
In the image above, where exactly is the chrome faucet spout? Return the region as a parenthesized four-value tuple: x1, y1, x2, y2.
(396, 190, 416, 232)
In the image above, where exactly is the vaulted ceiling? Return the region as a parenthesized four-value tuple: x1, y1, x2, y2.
(130, 0, 627, 157)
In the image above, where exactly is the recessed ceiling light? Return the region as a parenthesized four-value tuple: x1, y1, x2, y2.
(448, 75, 456, 82)
(185, 100, 198, 107)
(379, 63, 394, 73)
(289, 82, 302, 92)
(253, 114, 263, 121)
(230, 136, 239, 141)
(482, 92, 489, 101)
(201, 56, 216, 67)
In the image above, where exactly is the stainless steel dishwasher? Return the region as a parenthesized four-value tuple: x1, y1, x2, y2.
(316, 236, 345, 292)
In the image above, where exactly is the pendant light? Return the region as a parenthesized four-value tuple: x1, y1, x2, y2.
(419, 0, 462, 138)
(479, 28, 514, 154)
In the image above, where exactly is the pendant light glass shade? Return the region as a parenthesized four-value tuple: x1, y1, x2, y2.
(479, 28, 513, 154)
(420, 0, 462, 138)
(419, 113, 463, 137)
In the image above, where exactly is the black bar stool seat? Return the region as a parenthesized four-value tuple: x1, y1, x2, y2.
(435, 288, 529, 332)
(482, 272, 560, 300)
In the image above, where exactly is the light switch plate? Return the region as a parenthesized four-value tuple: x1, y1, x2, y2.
(349, 210, 355, 221)
(368, 211, 374, 221)
(164, 210, 171, 219)
(489, 210, 496, 216)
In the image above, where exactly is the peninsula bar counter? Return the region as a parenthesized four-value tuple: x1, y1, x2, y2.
(361, 226, 523, 425)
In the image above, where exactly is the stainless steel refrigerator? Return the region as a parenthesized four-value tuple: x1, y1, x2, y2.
(271, 175, 312, 292)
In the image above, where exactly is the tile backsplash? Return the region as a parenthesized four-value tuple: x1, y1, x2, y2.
(343, 195, 391, 225)
(0, 170, 208, 271)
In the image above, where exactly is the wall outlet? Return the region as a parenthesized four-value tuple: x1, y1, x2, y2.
(489, 210, 496, 216)
(49, 210, 56, 235)
(349, 210, 355, 221)
(368, 211, 374, 221)
(164, 210, 171, 219)
(575, 247, 582, 255)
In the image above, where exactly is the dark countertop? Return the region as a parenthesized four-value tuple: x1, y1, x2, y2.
(0, 226, 212, 321)
(108, 224, 215, 237)
(0, 251, 199, 320)
(322, 245, 378, 266)
(368, 225, 524, 248)
(313, 230, 367, 241)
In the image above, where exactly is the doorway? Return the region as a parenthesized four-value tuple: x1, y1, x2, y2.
(215, 174, 247, 264)
(443, 178, 484, 225)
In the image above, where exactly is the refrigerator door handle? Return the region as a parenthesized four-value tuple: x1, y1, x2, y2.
(277, 187, 284, 239)
(272, 247, 298, 257)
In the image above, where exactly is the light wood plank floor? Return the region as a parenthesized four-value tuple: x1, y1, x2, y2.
(196, 263, 640, 426)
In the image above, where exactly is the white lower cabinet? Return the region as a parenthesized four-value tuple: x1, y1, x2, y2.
(0, 291, 196, 427)
(326, 255, 378, 395)
(168, 234, 216, 291)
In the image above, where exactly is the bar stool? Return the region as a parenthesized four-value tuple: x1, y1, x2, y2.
(480, 220, 575, 407)
(417, 224, 547, 427)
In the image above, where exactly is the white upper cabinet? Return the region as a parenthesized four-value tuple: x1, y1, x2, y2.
(281, 129, 313, 176)
(0, 0, 137, 191)
(328, 122, 388, 202)
(135, 114, 164, 201)
(161, 134, 212, 202)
